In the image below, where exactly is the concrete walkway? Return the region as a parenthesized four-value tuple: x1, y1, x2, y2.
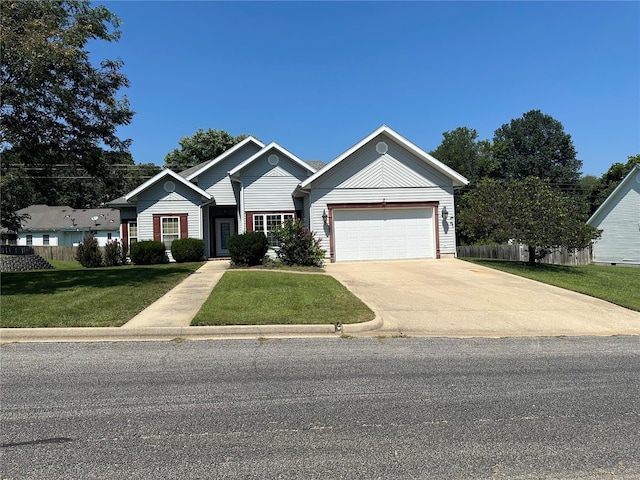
(122, 260, 229, 328)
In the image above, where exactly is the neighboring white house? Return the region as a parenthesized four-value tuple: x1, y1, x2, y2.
(12, 205, 121, 247)
(108, 126, 469, 262)
(588, 164, 640, 266)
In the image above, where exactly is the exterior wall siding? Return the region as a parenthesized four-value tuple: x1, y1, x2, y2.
(135, 181, 202, 242)
(591, 179, 640, 264)
(194, 142, 262, 205)
(17, 231, 119, 247)
(240, 154, 310, 212)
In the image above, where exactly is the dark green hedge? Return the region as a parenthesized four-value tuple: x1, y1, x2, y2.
(171, 238, 205, 263)
(228, 232, 268, 266)
(130, 240, 166, 265)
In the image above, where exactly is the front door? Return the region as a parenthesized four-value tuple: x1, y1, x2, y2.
(215, 218, 235, 256)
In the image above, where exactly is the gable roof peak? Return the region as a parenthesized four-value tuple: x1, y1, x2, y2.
(299, 125, 469, 189)
(184, 136, 266, 181)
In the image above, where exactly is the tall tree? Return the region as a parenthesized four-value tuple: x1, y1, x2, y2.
(430, 127, 498, 183)
(459, 177, 600, 266)
(0, 0, 133, 228)
(591, 154, 640, 212)
(492, 110, 582, 189)
(164, 129, 250, 172)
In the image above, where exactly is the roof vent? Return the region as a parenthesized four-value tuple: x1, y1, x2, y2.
(268, 154, 279, 166)
(164, 181, 176, 193)
(376, 141, 388, 155)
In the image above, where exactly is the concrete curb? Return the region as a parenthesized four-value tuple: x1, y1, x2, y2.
(0, 316, 383, 344)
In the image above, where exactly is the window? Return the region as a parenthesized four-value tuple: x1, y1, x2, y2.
(253, 213, 295, 247)
(128, 222, 138, 246)
(161, 217, 180, 249)
(107, 233, 112, 240)
(26, 234, 32, 246)
(43, 234, 49, 246)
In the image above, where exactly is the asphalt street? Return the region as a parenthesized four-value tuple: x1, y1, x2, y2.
(1, 336, 639, 479)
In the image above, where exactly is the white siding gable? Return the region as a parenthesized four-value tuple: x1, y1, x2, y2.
(240, 153, 310, 212)
(316, 136, 448, 190)
(590, 168, 640, 264)
(194, 142, 263, 205)
(136, 181, 202, 241)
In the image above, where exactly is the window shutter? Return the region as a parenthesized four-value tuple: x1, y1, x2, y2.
(245, 213, 253, 232)
(179, 214, 188, 238)
(121, 221, 129, 245)
(153, 215, 161, 242)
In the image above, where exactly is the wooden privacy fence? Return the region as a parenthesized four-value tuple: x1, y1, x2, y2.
(32, 246, 78, 261)
(457, 244, 592, 266)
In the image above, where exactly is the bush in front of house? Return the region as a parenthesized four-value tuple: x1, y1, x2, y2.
(76, 234, 103, 268)
(228, 232, 269, 266)
(274, 218, 325, 267)
(130, 240, 166, 265)
(171, 238, 205, 263)
(104, 239, 123, 266)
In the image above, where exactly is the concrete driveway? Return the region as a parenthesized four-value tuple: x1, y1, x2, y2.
(326, 259, 640, 337)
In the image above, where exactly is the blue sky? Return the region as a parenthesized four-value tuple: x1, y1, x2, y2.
(91, 1, 639, 177)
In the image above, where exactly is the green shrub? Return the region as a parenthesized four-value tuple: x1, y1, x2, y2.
(274, 218, 325, 267)
(171, 238, 205, 263)
(76, 234, 103, 268)
(104, 239, 123, 266)
(228, 231, 268, 266)
(130, 240, 167, 265)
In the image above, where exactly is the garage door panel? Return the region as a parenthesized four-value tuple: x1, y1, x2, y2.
(333, 208, 435, 261)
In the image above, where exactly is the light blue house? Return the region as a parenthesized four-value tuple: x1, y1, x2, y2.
(588, 164, 640, 266)
(108, 126, 469, 262)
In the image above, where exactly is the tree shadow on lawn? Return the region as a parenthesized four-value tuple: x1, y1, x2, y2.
(0, 265, 200, 296)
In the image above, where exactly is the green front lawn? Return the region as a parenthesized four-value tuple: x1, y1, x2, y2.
(1, 261, 205, 327)
(191, 270, 375, 326)
(462, 259, 640, 311)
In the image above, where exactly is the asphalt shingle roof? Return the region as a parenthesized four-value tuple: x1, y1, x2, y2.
(16, 205, 121, 232)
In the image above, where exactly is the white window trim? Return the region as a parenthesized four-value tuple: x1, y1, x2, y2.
(253, 213, 295, 247)
(161, 216, 180, 249)
(128, 221, 138, 248)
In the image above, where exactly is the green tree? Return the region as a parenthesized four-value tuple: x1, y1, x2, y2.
(1, 0, 134, 227)
(578, 174, 602, 216)
(459, 177, 601, 266)
(430, 127, 498, 183)
(164, 129, 250, 171)
(492, 110, 582, 189)
(0, 149, 160, 214)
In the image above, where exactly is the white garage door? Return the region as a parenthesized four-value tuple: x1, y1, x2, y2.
(333, 208, 435, 261)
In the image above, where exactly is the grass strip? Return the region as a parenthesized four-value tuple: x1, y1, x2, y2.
(191, 270, 375, 326)
(462, 258, 640, 311)
(1, 261, 205, 327)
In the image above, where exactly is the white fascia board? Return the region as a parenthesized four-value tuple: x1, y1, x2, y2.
(299, 125, 469, 189)
(588, 164, 640, 225)
(185, 136, 265, 181)
(228, 142, 316, 177)
(124, 169, 212, 201)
